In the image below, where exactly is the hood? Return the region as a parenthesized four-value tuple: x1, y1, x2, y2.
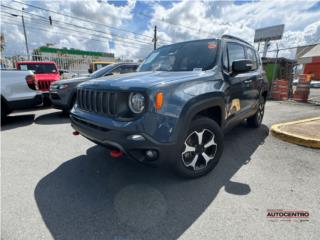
(35, 73, 60, 81)
(80, 71, 211, 90)
(53, 76, 91, 85)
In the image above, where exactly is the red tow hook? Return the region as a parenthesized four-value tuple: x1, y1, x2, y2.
(72, 131, 80, 136)
(110, 150, 123, 158)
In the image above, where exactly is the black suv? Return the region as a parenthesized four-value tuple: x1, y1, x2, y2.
(70, 35, 268, 178)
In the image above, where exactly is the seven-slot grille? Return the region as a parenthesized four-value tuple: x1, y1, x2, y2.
(77, 88, 122, 117)
(38, 80, 53, 91)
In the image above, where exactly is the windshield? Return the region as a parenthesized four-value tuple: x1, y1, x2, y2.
(96, 63, 111, 69)
(18, 63, 58, 74)
(139, 39, 218, 72)
(90, 64, 116, 78)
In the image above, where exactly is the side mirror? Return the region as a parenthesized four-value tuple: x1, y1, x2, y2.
(88, 69, 93, 74)
(232, 59, 253, 74)
(59, 70, 64, 75)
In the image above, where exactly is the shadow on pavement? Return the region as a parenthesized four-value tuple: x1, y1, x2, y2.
(35, 111, 70, 125)
(1, 107, 66, 130)
(35, 124, 269, 240)
(1, 114, 35, 131)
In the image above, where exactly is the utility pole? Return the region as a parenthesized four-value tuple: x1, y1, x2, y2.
(153, 25, 157, 50)
(271, 43, 279, 83)
(21, 8, 30, 59)
(262, 40, 270, 58)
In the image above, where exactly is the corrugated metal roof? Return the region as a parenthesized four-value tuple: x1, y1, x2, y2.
(300, 44, 320, 58)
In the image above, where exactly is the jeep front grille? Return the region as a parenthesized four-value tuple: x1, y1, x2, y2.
(38, 80, 53, 91)
(77, 88, 131, 118)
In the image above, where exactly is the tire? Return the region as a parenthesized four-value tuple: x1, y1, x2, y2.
(63, 94, 76, 115)
(175, 117, 224, 178)
(1, 104, 8, 124)
(247, 96, 265, 128)
(70, 94, 77, 110)
(62, 108, 70, 115)
(43, 97, 51, 107)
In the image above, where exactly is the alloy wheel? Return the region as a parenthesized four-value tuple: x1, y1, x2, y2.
(257, 101, 265, 123)
(181, 129, 218, 171)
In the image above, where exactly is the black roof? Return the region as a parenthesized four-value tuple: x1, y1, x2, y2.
(114, 62, 139, 66)
(221, 34, 253, 47)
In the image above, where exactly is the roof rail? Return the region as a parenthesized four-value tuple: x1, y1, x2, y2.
(221, 34, 253, 46)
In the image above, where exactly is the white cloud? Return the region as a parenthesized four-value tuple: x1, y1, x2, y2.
(1, 0, 136, 56)
(69, 0, 135, 27)
(132, 0, 320, 59)
(1, 0, 319, 60)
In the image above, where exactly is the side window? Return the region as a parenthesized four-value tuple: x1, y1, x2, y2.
(246, 47, 258, 70)
(111, 65, 136, 75)
(110, 66, 122, 75)
(120, 65, 135, 74)
(227, 43, 246, 65)
(131, 65, 138, 71)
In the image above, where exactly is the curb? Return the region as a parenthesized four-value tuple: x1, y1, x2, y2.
(270, 117, 320, 149)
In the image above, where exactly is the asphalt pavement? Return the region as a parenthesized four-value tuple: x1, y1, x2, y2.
(1, 101, 320, 240)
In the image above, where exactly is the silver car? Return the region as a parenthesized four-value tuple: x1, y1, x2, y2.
(49, 62, 139, 113)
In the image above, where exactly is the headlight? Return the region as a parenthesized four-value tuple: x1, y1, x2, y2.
(57, 84, 69, 90)
(50, 84, 58, 90)
(128, 92, 145, 114)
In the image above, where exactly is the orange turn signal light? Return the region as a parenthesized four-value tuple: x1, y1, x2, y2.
(155, 92, 164, 110)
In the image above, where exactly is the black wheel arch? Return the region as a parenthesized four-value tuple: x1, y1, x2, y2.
(68, 90, 77, 109)
(172, 92, 225, 142)
(1, 95, 11, 112)
(261, 89, 268, 102)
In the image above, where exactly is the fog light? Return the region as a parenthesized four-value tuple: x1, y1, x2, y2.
(145, 150, 158, 160)
(127, 134, 145, 141)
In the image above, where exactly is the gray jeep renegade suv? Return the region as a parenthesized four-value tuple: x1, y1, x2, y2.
(70, 35, 268, 178)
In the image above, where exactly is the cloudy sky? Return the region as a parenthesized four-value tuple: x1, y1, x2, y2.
(1, 0, 320, 60)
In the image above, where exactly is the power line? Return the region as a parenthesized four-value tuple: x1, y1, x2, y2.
(12, 0, 171, 44)
(260, 43, 320, 53)
(2, 16, 319, 60)
(1, 5, 155, 46)
(1, 19, 153, 59)
(1, 11, 153, 47)
(3, 10, 318, 54)
(1, 17, 154, 50)
(1, 15, 162, 55)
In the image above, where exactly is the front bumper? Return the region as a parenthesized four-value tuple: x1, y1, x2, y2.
(7, 93, 43, 110)
(70, 114, 176, 164)
(42, 92, 50, 98)
(49, 90, 72, 110)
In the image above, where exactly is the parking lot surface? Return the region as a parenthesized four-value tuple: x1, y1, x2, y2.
(1, 101, 320, 240)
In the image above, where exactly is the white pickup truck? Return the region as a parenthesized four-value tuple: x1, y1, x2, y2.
(1, 70, 42, 123)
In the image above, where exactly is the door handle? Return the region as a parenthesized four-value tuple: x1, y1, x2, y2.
(244, 80, 252, 84)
